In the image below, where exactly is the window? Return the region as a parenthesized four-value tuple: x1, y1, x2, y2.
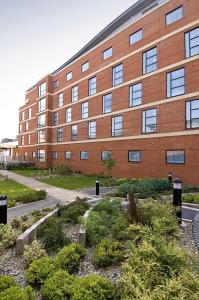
(25, 122, 29, 132)
(101, 151, 111, 161)
(38, 82, 46, 97)
(103, 93, 112, 114)
(57, 127, 63, 142)
(81, 102, 88, 119)
(186, 99, 199, 128)
(129, 83, 142, 107)
(24, 152, 28, 160)
(27, 134, 31, 145)
(28, 108, 32, 119)
(71, 86, 78, 102)
(66, 72, 72, 81)
(142, 108, 157, 133)
(112, 64, 123, 86)
(66, 107, 72, 123)
(22, 111, 25, 121)
(38, 98, 46, 112)
(103, 47, 112, 60)
(19, 124, 22, 133)
(88, 121, 96, 139)
(37, 150, 45, 162)
(166, 6, 183, 26)
(80, 151, 88, 160)
(128, 150, 141, 162)
(143, 47, 157, 74)
(58, 93, 64, 107)
(130, 29, 142, 45)
(167, 68, 185, 97)
(38, 130, 45, 143)
(112, 116, 122, 137)
(71, 125, 78, 140)
(32, 152, 36, 158)
(185, 27, 199, 58)
(52, 151, 57, 159)
(88, 77, 96, 96)
(166, 150, 185, 164)
(53, 80, 59, 88)
(21, 136, 24, 146)
(65, 151, 72, 159)
(38, 114, 46, 128)
(53, 112, 58, 126)
(82, 61, 89, 72)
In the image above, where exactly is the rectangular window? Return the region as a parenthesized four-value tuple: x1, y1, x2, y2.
(103, 47, 112, 60)
(27, 134, 31, 145)
(186, 99, 199, 129)
(80, 151, 88, 160)
(103, 93, 112, 114)
(53, 80, 59, 88)
(81, 102, 88, 119)
(166, 6, 183, 26)
(38, 82, 47, 97)
(81, 61, 89, 72)
(38, 98, 46, 112)
(143, 47, 157, 74)
(66, 107, 72, 123)
(28, 108, 32, 119)
(142, 108, 157, 133)
(166, 150, 185, 164)
(53, 112, 58, 126)
(88, 121, 96, 139)
(88, 77, 96, 96)
(129, 82, 142, 107)
(38, 114, 46, 128)
(19, 124, 22, 133)
(21, 136, 24, 146)
(22, 111, 25, 121)
(57, 127, 63, 142)
(71, 125, 78, 141)
(37, 150, 45, 162)
(112, 116, 122, 137)
(38, 130, 46, 143)
(167, 68, 185, 98)
(52, 151, 57, 159)
(112, 64, 123, 86)
(101, 151, 111, 161)
(25, 122, 29, 132)
(66, 72, 72, 81)
(128, 150, 141, 162)
(71, 85, 78, 102)
(130, 29, 142, 45)
(58, 93, 64, 107)
(185, 27, 199, 58)
(65, 151, 72, 160)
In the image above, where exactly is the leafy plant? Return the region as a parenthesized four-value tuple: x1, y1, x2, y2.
(52, 165, 73, 176)
(23, 240, 47, 266)
(0, 286, 35, 300)
(0, 224, 19, 248)
(102, 153, 117, 185)
(182, 193, 199, 204)
(59, 200, 89, 224)
(9, 190, 47, 204)
(0, 275, 17, 292)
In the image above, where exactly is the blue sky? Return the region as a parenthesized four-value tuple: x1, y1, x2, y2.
(0, 0, 137, 141)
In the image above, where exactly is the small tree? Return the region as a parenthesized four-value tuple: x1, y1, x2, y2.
(102, 153, 117, 185)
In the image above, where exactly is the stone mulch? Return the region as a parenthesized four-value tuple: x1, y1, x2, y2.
(179, 221, 199, 258)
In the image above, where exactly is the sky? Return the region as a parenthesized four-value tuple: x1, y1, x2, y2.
(0, 0, 138, 142)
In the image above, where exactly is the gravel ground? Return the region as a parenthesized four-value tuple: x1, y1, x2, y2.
(179, 222, 199, 257)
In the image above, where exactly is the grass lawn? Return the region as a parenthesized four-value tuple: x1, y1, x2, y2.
(39, 176, 100, 190)
(12, 169, 46, 178)
(0, 179, 33, 199)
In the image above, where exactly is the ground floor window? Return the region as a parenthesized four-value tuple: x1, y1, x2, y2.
(37, 150, 45, 162)
(128, 150, 141, 162)
(101, 151, 112, 160)
(166, 150, 185, 164)
(80, 151, 88, 160)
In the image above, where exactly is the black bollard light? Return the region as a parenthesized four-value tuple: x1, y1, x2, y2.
(168, 172, 172, 183)
(173, 178, 182, 223)
(96, 179, 100, 196)
(0, 195, 7, 224)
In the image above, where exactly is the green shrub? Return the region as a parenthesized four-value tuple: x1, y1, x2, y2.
(53, 165, 73, 176)
(37, 217, 69, 253)
(0, 286, 35, 300)
(0, 275, 17, 292)
(26, 256, 58, 285)
(151, 216, 179, 238)
(31, 210, 43, 222)
(41, 270, 75, 300)
(182, 193, 199, 204)
(56, 243, 86, 274)
(60, 200, 89, 224)
(0, 224, 19, 248)
(93, 239, 126, 267)
(124, 223, 152, 244)
(92, 199, 122, 214)
(10, 190, 47, 203)
(72, 275, 116, 300)
(183, 184, 199, 193)
(23, 240, 47, 266)
(7, 198, 16, 208)
(10, 217, 21, 229)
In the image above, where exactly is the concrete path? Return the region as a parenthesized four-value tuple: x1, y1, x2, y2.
(182, 206, 199, 222)
(0, 170, 89, 204)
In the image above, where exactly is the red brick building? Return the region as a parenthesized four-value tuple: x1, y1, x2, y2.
(17, 0, 199, 184)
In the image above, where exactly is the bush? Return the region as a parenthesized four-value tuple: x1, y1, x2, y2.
(0, 286, 35, 300)
(41, 270, 75, 300)
(0, 224, 19, 248)
(37, 217, 69, 253)
(7, 198, 16, 208)
(56, 243, 86, 274)
(151, 216, 179, 238)
(10, 190, 47, 203)
(183, 184, 199, 193)
(60, 200, 89, 224)
(93, 239, 126, 267)
(72, 274, 116, 300)
(23, 240, 47, 266)
(26, 256, 58, 285)
(182, 193, 199, 204)
(11, 217, 21, 229)
(0, 275, 17, 292)
(53, 165, 73, 176)
(124, 223, 152, 244)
